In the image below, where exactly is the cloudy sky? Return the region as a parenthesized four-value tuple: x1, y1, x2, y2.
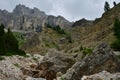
(0, 0, 119, 21)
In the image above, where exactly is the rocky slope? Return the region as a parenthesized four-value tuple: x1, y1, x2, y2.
(0, 54, 44, 80)
(70, 3, 120, 48)
(1, 42, 119, 80)
(0, 4, 72, 31)
(62, 43, 120, 80)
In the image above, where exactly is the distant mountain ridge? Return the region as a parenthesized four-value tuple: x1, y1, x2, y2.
(0, 4, 72, 31)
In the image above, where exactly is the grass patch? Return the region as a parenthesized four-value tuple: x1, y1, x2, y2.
(32, 57, 38, 61)
(0, 56, 5, 60)
(80, 46, 93, 58)
(13, 32, 25, 47)
(60, 77, 64, 80)
(14, 63, 20, 68)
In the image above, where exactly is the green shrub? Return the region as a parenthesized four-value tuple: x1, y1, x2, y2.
(0, 56, 5, 60)
(45, 23, 66, 34)
(14, 63, 20, 67)
(0, 24, 26, 56)
(82, 48, 93, 56)
(60, 77, 64, 80)
(32, 57, 38, 61)
(111, 39, 120, 51)
(80, 46, 93, 58)
(13, 32, 25, 46)
(80, 46, 84, 51)
(66, 35, 72, 43)
(111, 19, 120, 51)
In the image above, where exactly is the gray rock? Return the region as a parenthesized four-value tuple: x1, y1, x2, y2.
(0, 4, 72, 31)
(42, 49, 75, 74)
(62, 43, 120, 80)
(81, 71, 120, 80)
(26, 76, 46, 80)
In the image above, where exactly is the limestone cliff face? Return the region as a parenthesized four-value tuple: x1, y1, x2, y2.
(0, 4, 72, 31)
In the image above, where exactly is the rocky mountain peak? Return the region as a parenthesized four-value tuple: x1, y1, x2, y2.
(0, 4, 72, 31)
(72, 18, 93, 27)
(13, 4, 30, 16)
(13, 4, 46, 18)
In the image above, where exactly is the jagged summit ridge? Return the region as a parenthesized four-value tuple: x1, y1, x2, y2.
(0, 4, 72, 31)
(13, 4, 46, 18)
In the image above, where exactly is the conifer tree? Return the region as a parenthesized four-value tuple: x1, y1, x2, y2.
(113, 1, 117, 6)
(0, 24, 5, 55)
(113, 19, 120, 39)
(5, 28, 19, 52)
(111, 19, 120, 51)
(104, 1, 110, 12)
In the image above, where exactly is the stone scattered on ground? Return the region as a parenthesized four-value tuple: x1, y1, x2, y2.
(21, 49, 75, 80)
(25, 76, 46, 80)
(1, 43, 120, 80)
(0, 54, 44, 80)
(81, 71, 120, 80)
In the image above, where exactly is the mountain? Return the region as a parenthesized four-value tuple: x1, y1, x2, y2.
(19, 3, 120, 54)
(1, 3, 120, 54)
(72, 18, 94, 27)
(1, 2, 120, 80)
(70, 3, 120, 47)
(0, 4, 72, 31)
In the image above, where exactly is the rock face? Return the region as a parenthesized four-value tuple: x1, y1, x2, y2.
(0, 4, 72, 31)
(19, 49, 75, 80)
(81, 71, 120, 80)
(62, 43, 120, 80)
(42, 49, 75, 74)
(72, 18, 93, 27)
(21, 33, 40, 51)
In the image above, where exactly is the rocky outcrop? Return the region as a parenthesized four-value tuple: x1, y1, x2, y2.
(21, 33, 40, 51)
(62, 43, 120, 80)
(20, 49, 75, 80)
(47, 15, 72, 28)
(0, 4, 72, 31)
(81, 71, 120, 80)
(72, 18, 93, 27)
(42, 49, 75, 74)
(25, 76, 46, 80)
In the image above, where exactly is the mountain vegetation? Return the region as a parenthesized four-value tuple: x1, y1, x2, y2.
(0, 1, 120, 80)
(45, 23, 66, 34)
(104, 1, 110, 12)
(111, 18, 120, 51)
(0, 24, 25, 56)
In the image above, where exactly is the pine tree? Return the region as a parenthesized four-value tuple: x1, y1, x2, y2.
(5, 28, 19, 53)
(104, 1, 110, 12)
(111, 19, 120, 51)
(113, 19, 120, 39)
(0, 24, 5, 55)
(113, 1, 117, 6)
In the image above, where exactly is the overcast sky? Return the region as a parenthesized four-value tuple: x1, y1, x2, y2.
(0, 0, 119, 21)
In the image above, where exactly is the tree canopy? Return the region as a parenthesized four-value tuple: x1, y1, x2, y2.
(0, 24, 25, 56)
(111, 19, 120, 51)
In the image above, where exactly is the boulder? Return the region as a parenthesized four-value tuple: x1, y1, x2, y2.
(29, 49, 75, 80)
(25, 76, 46, 80)
(42, 49, 75, 73)
(81, 71, 120, 80)
(62, 43, 120, 80)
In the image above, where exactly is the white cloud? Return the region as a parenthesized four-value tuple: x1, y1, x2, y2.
(0, 0, 119, 21)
